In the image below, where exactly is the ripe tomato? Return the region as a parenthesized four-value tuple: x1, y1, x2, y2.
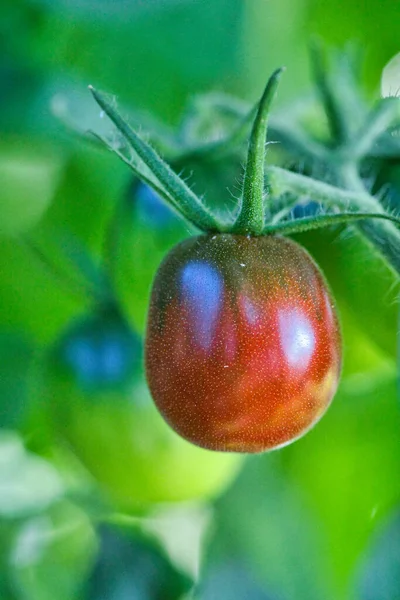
(145, 234, 342, 453)
(38, 308, 242, 507)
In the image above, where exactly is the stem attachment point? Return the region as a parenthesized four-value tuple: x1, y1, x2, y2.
(233, 68, 285, 235)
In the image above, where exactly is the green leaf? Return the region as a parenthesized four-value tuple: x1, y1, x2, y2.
(349, 97, 400, 160)
(309, 40, 351, 145)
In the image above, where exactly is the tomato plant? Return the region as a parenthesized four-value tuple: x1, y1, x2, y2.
(145, 233, 341, 452)
(39, 307, 242, 507)
(89, 65, 400, 454)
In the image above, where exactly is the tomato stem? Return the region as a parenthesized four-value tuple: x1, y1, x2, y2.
(267, 166, 400, 275)
(91, 131, 185, 219)
(268, 166, 377, 211)
(345, 98, 400, 161)
(264, 211, 400, 236)
(233, 68, 285, 235)
(89, 87, 223, 233)
(309, 39, 350, 146)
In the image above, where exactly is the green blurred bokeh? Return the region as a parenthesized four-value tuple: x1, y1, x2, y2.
(1, 1, 400, 599)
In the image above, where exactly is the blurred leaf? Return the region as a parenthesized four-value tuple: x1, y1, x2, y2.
(354, 510, 400, 600)
(26, 0, 246, 124)
(240, 0, 309, 102)
(84, 525, 192, 600)
(0, 238, 83, 343)
(35, 145, 127, 255)
(194, 560, 276, 600)
(285, 374, 400, 599)
(307, 0, 400, 90)
(0, 333, 34, 430)
(10, 502, 96, 600)
(0, 432, 63, 519)
(0, 140, 64, 237)
(202, 454, 336, 600)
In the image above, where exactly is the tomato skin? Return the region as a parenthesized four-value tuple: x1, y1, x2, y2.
(145, 234, 342, 453)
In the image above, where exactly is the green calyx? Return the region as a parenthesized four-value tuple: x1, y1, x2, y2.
(88, 55, 400, 272)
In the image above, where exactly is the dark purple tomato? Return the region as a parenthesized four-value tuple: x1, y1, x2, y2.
(145, 234, 342, 453)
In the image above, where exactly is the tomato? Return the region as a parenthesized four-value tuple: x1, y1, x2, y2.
(145, 234, 342, 453)
(39, 307, 242, 508)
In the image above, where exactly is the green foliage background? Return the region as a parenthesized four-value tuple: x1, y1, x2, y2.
(0, 1, 400, 599)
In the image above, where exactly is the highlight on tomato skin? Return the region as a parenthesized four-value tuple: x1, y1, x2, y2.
(145, 234, 342, 453)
